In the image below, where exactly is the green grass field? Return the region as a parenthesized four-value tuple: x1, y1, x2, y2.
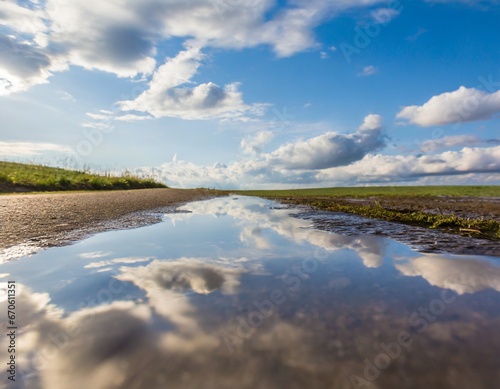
(0, 161, 167, 192)
(236, 186, 500, 198)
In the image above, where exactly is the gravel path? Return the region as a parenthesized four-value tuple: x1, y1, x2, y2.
(0, 189, 220, 257)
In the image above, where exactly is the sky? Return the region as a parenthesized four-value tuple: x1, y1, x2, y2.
(1, 0, 500, 189)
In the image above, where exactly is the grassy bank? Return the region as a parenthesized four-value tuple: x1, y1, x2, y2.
(0, 161, 167, 192)
(236, 186, 500, 239)
(236, 186, 500, 198)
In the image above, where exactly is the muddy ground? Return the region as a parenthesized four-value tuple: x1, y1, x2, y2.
(277, 195, 500, 256)
(278, 195, 500, 220)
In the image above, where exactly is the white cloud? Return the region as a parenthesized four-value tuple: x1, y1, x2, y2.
(0, 1, 46, 36)
(359, 114, 383, 130)
(241, 131, 274, 155)
(44, 0, 158, 78)
(86, 112, 111, 121)
(81, 122, 113, 130)
(266, 114, 385, 169)
(0, 0, 387, 98)
(117, 46, 264, 120)
(1, 0, 401, 122)
(397, 86, 500, 126)
(0, 36, 66, 95)
(132, 115, 387, 188)
(134, 141, 500, 189)
(0, 141, 73, 157)
(359, 65, 377, 76)
(113, 114, 153, 122)
(420, 134, 500, 153)
(317, 144, 500, 184)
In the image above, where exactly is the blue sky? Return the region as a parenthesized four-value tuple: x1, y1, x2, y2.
(1, 0, 500, 188)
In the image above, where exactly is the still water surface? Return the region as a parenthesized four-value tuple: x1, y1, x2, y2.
(1, 196, 499, 389)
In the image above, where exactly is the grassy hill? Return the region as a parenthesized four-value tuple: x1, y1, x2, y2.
(0, 161, 167, 193)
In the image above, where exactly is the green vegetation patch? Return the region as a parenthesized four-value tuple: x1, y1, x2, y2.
(0, 161, 167, 192)
(282, 198, 500, 239)
(237, 186, 500, 198)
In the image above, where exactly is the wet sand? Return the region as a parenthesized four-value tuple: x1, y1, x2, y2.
(0, 188, 220, 253)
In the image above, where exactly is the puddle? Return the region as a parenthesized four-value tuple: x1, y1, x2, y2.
(293, 208, 500, 256)
(1, 196, 499, 389)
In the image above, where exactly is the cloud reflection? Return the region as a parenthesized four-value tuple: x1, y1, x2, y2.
(396, 254, 500, 294)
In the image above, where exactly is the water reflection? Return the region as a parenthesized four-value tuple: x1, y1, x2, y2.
(0, 196, 499, 389)
(395, 254, 500, 294)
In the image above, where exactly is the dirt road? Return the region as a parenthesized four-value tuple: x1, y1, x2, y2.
(0, 189, 220, 254)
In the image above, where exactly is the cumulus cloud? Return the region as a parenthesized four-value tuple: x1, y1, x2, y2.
(130, 115, 385, 187)
(0, 36, 66, 95)
(0, 141, 74, 157)
(134, 141, 500, 189)
(241, 131, 274, 155)
(117, 46, 266, 120)
(397, 86, 500, 126)
(359, 113, 383, 130)
(317, 144, 500, 184)
(121, 79, 255, 120)
(0, 0, 388, 99)
(266, 114, 385, 169)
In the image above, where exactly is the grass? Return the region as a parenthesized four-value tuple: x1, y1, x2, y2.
(235, 186, 500, 198)
(0, 161, 167, 192)
(287, 199, 500, 239)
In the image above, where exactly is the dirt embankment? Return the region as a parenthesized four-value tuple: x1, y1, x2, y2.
(0, 188, 222, 252)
